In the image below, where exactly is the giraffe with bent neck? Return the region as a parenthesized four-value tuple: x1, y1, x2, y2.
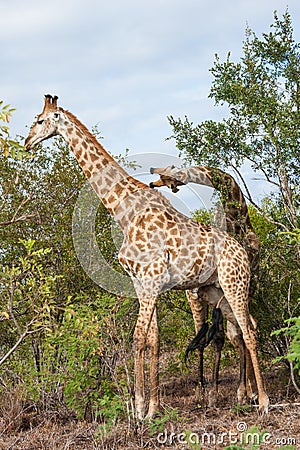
(150, 165, 260, 404)
(150, 165, 260, 259)
(25, 95, 269, 419)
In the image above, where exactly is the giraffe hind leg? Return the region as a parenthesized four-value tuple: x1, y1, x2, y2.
(223, 295, 269, 414)
(226, 320, 247, 404)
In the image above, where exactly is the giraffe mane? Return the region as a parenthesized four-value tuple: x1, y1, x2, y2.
(61, 108, 115, 163)
(61, 108, 149, 190)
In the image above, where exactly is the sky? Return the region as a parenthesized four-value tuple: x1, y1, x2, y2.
(1, 0, 300, 212)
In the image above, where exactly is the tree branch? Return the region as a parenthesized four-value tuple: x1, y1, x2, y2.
(0, 326, 43, 367)
(289, 360, 300, 395)
(0, 212, 36, 227)
(230, 164, 289, 231)
(0, 195, 36, 227)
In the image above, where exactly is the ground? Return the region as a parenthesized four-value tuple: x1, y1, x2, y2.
(0, 363, 299, 450)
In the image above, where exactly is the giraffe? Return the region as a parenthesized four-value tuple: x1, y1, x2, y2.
(149, 165, 260, 405)
(24, 95, 269, 420)
(149, 165, 260, 258)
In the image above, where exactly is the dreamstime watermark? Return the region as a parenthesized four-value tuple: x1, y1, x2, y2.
(156, 421, 298, 447)
(72, 153, 227, 296)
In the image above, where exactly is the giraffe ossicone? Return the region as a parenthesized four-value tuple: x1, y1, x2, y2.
(25, 95, 269, 420)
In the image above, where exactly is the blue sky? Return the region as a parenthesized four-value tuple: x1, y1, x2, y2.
(2, 0, 300, 210)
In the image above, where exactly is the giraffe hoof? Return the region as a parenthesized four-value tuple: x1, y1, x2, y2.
(258, 405, 268, 415)
(258, 394, 269, 415)
(237, 387, 247, 405)
(145, 404, 160, 421)
(145, 411, 156, 421)
(135, 404, 146, 422)
(136, 413, 145, 423)
(207, 389, 218, 407)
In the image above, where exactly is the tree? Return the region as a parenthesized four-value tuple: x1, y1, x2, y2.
(0, 102, 34, 227)
(168, 10, 299, 233)
(0, 101, 24, 159)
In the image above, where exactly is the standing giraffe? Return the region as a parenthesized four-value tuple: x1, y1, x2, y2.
(25, 95, 269, 419)
(149, 165, 260, 404)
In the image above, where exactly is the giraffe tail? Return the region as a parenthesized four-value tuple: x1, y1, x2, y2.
(184, 308, 223, 364)
(184, 322, 209, 364)
(205, 307, 223, 347)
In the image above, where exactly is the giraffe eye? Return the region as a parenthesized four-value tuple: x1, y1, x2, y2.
(37, 119, 44, 125)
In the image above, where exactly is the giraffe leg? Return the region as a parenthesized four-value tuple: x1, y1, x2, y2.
(226, 327, 257, 403)
(217, 239, 269, 413)
(246, 347, 258, 400)
(186, 290, 208, 402)
(226, 321, 247, 404)
(146, 308, 160, 419)
(199, 285, 255, 407)
(245, 315, 258, 399)
(240, 328, 268, 413)
(133, 296, 157, 421)
(225, 299, 269, 414)
(186, 290, 208, 334)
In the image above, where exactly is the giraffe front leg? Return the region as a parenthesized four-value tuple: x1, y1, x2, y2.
(133, 296, 158, 422)
(245, 315, 258, 400)
(133, 328, 146, 422)
(246, 348, 258, 400)
(146, 308, 160, 420)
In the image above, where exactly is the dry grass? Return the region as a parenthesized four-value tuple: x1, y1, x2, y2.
(0, 364, 299, 449)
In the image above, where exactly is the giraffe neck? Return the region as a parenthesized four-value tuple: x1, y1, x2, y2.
(184, 166, 255, 242)
(181, 166, 213, 186)
(184, 166, 246, 211)
(58, 108, 148, 224)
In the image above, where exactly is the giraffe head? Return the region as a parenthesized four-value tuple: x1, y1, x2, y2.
(25, 94, 61, 150)
(149, 166, 187, 193)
